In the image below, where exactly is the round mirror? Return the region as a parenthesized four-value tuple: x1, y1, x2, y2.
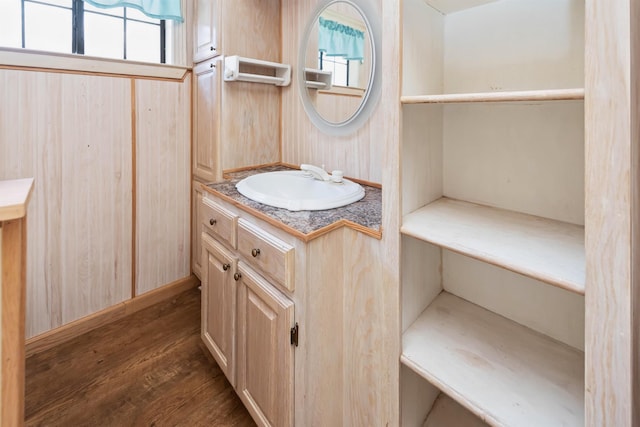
(298, 0, 381, 136)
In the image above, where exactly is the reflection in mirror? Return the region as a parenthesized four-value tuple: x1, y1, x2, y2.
(305, 2, 371, 123)
(299, 0, 380, 134)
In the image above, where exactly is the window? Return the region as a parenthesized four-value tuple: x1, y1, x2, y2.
(0, 0, 166, 64)
(318, 51, 362, 89)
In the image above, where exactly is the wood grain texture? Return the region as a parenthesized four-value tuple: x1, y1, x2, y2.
(585, 0, 639, 424)
(0, 69, 133, 338)
(192, 59, 222, 182)
(25, 288, 255, 427)
(1, 217, 27, 427)
(402, 198, 585, 294)
(402, 292, 584, 427)
(401, 88, 585, 104)
(135, 77, 191, 296)
(25, 276, 198, 358)
(236, 263, 294, 427)
(201, 233, 237, 387)
(442, 102, 585, 225)
(192, 179, 205, 279)
(423, 393, 488, 427)
(444, 250, 585, 351)
(0, 178, 34, 221)
(201, 196, 238, 249)
(237, 219, 295, 293)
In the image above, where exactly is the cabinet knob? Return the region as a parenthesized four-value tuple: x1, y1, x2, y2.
(210, 46, 215, 51)
(210, 63, 215, 68)
(209, 218, 216, 226)
(222, 263, 230, 271)
(233, 272, 241, 281)
(251, 248, 261, 257)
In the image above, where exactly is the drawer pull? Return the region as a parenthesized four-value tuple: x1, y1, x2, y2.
(251, 248, 261, 257)
(222, 263, 230, 271)
(209, 218, 217, 226)
(233, 272, 242, 281)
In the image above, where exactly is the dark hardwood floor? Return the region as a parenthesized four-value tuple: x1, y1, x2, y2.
(25, 287, 255, 427)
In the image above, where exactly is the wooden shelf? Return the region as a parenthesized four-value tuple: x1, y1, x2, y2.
(401, 198, 585, 294)
(423, 393, 488, 427)
(402, 292, 584, 427)
(401, 88, 584, 104)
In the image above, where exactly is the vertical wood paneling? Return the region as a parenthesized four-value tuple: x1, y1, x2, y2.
(135, 77, 191, 296)
(0, 70, 133, 338)
(585, 0, 638, 425)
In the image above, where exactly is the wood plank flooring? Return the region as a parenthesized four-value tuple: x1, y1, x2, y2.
(25, 287, 255, 426)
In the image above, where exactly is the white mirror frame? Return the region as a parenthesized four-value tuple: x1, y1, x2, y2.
(297, 0, 382, 136)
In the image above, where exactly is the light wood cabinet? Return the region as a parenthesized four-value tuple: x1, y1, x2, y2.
(191, 0, 282, 183)
(401, 0, 585, 425)
(201, 232, 237, 386)
(192, 180, 205, 279)
(192, 59, 222, 182)
(193, 0, 220, 63)
(199, 194, 295, 427)
(235, 262, 294, 427)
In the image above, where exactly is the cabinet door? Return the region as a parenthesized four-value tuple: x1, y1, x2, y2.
(236, 263, 294, 427)
(193, 59, 221, 182)
(193, 0, 220, 62)
(192, 180, 204, 280)
(202, 233, 237, 386)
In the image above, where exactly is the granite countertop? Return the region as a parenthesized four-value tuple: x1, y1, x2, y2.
(203, 165, 382, 241)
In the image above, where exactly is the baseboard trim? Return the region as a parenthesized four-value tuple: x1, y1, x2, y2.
(25, 275, 200, 358)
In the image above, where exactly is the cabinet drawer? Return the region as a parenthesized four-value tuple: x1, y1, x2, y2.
(201, 197, 238, 248)
(237, 219, 295, 292)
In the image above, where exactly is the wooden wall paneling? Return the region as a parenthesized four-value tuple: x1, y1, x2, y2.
(0, 70, 133, 338)
(221, 82, 281, 170)
(585, 0, 639, 424)
(442, 102, 585, 225)
(55, 73, 133, 332)
(443, 0, 584, 93)
(221, 0, 281, 61)
(299, 231, 344, 426)
(341, 229, 391, 425)
(135, 76, 191, 296)
(443, 250, 585, 350)
(402, 0, 444, 96)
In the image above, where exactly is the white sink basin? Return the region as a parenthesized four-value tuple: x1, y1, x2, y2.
(236, 170, 365, 211)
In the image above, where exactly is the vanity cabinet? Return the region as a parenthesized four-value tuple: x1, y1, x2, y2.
(199, 194, 295, 427)
(235, 263, 294, 427)
(401, 0, 585, 425)
(201, 233, 237, 385)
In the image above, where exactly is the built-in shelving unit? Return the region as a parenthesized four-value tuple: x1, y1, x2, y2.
(400, 0, 585, 425)
(401, 88, 584, 104)
(401, 198, 585, 294)
(403, 293, 584, 426)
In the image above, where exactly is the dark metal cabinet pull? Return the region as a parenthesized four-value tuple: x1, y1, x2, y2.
(222, 263, 230, 271)
(251, 248, 260, 257)
(233, 272, 242, 281)
(209, 218, 216, 226)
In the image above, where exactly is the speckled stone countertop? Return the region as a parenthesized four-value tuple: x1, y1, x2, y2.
(202, 165, 382, 241)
